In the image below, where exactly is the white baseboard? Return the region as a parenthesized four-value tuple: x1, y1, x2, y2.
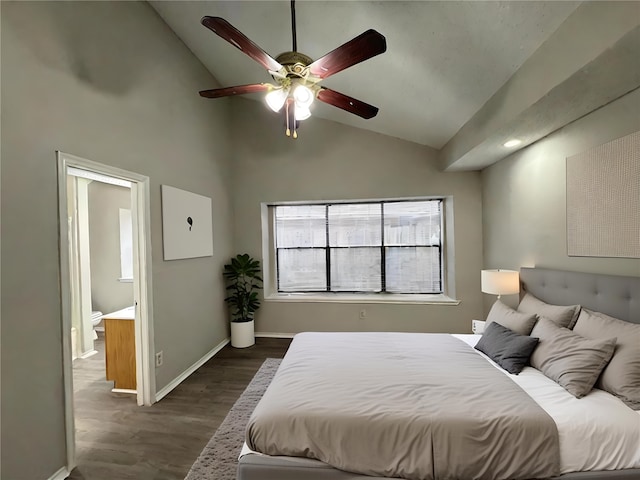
(155, 337, 230, 402)
(48, 466, 71, 480)
(255, 332, 296, 339)
(79, 349, 98, 359)
(112, 388, 136, 394)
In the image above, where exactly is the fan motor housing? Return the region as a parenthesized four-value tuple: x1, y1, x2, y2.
(276, 51, 313, 75)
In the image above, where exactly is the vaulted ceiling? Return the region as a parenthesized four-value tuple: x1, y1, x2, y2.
(150, 1, 640, 170)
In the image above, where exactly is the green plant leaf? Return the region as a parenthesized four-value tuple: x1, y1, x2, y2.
(223, 253, 263, 322)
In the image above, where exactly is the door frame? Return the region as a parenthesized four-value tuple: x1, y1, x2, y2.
(56, 151, 156, 472)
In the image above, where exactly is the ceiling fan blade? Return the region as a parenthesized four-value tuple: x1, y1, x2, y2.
(309, 29, 386, 79)
(317, 87, 379, 119)
(199, 83, 271, 99)
(201, 16, 283, 73)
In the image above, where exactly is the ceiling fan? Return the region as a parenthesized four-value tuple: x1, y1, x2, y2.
(199, 1, 387, 138)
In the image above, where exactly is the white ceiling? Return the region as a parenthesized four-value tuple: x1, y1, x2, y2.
(149, 2, 639, 170)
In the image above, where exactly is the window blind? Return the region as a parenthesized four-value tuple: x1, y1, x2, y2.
(275, 199, 442, 294)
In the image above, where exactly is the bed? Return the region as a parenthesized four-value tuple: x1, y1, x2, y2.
(238, 267, 640, 480)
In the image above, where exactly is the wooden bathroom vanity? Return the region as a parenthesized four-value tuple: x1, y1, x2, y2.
(103, 306, 136, 393)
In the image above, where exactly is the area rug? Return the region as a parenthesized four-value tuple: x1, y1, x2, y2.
(185, 358, 281, 480)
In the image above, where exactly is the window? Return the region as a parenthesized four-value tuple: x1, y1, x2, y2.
(274, 200, 443, 295)
(119, 208, 133, 282)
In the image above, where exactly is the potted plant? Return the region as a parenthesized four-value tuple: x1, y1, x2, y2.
(223, 253, 263, 348)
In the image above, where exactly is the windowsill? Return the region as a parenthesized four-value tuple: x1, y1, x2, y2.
(265, 292, 460, 305)
(118, 277, 134, 283)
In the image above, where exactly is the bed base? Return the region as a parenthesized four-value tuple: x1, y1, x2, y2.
(238, 454, 640, 480)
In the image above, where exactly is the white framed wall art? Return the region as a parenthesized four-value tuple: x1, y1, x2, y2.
(161, 185, 213, 260)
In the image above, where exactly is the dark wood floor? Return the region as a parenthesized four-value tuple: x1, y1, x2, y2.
(68, 335, 291, 480)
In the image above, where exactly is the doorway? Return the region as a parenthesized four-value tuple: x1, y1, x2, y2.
(57, 151, 155, 472)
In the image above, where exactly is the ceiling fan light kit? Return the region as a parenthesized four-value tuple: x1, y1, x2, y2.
(198, 1, 386, 139)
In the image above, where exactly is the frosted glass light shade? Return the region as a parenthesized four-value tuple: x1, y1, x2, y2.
(295, 105, 311, 120)
(481, 269, 520, 296)
(293, 84, 314, 108)
(265, 88, 288, 112)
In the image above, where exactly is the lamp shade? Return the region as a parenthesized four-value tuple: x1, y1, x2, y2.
(481, 269, 520, 296)
(265, 88, 288, 112)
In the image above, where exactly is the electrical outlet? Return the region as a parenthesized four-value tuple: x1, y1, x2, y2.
(155, 351, 163, 367)
(359, 309, 367, 319)
(472, 320, 486, 334)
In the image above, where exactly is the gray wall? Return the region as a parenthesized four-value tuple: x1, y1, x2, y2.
(0, 2, 233, 479)
(230, 98, 484, 335)
(88, 181, 134, 314)
(481, 88, 640, 313)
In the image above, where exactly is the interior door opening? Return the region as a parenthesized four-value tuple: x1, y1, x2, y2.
(57, 151, 155, 473)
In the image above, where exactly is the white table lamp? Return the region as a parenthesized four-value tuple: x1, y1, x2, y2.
(481, 269, 520, 299)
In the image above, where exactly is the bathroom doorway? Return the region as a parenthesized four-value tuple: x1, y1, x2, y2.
(57, 151, 155, 472)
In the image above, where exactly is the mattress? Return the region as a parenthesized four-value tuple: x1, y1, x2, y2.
(240, 333, 640, 479)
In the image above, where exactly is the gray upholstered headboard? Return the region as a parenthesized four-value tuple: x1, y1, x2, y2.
(520, 267, 640, 324)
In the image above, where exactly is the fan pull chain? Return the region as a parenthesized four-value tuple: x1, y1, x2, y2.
(291, 100, 298, 139)
(285, 99, 291, 137)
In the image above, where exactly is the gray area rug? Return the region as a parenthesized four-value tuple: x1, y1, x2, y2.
(185, 358, 281, 480)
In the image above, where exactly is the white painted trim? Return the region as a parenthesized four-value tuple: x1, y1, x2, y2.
(56, 151, 155, 474)
(76, 178, 95, 356)
(112, 388, 137, 394)
(67, 166, 132, 188)
(57, 152, 77, 473)
(255, 332, 296, 339)
(155, 338, 230, 402)
(131, 179, 156, 407)
(264, 293, 460, 305)
(47, 466, 71, 480)
(79, 349, 98, 359)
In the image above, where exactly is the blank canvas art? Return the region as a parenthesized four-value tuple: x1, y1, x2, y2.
(161, 185, 213, 260)
(566, 131, 639, 258)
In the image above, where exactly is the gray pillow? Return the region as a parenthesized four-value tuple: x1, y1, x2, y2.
(518, 292, 580, 329)
(573, 309, 640, 410)
(486, 299, 538, 336)
(530, 318, 616, 398)
(475, 322, 539, 374)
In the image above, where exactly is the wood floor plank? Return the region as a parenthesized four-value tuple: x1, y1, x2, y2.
(68, 335, 291, 479)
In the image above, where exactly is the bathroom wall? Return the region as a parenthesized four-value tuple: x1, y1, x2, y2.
(88, 181, 134, 314)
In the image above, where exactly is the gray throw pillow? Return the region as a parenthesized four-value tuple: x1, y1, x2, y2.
(573, 309, 640, 410)
(518, 292, 580, 329)
(475, 322, 539, 374)
(530, 318, 616, 398)
(486, 299, 538, 336)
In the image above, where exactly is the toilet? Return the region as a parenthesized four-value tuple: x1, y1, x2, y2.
(91, 311, 103, 338)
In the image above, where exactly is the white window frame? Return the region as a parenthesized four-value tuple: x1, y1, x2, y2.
(261, 196, 459, 305)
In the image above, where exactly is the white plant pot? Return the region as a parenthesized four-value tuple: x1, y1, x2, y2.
(231, 320, 255, 348)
